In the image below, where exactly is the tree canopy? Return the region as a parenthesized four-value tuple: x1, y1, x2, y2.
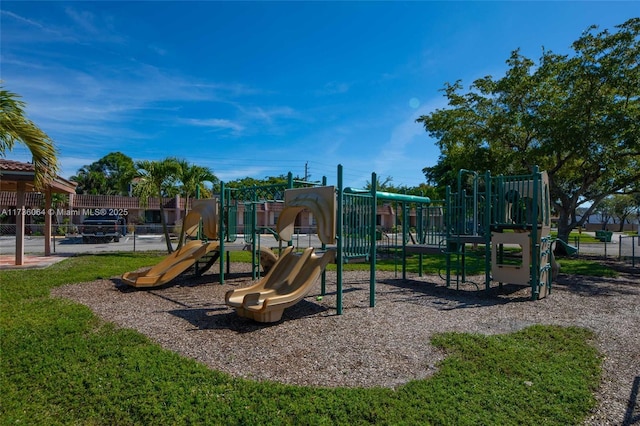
(71, 152, 136, 195)
(134, 158, 181, 253)
(224, 174, 294, 189)
(596, 194, 639, 231)
(175, 159, 217, 249)
(0, 85, 59, 189)
(416, 18, 640, 244)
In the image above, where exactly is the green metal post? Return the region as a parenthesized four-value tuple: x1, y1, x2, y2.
(193, 184, 201, 274)
(495, 174, 504, 289)
(402, 201, 408, 281)
(219, 181, 225, 285)
(495, 174, 502, 225)
(336, 165, 344, 315)
(417, 204, 423, 277)
(321, 175, 328, 296)
(531, 166, 540, 299)
(484, 170, 492, 291)
(394, 204, 399, 277)
(251, 202, 258, 281)
(196, 184, 201, 241)
(370, 172, 377, 308)
(460, 189, 467, 284)
(445, 185, 452, 288)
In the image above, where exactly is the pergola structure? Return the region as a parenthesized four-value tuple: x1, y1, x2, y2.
(0, 159, 77, 265)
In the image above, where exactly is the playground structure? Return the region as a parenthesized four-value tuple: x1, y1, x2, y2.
(217, 173, 329, 283)
(121, 199, 221, 287)
(123, 164, 557, 320)
(225, 186, 337, 322)
(334, 165, 556, 311)
(430, 166, 556, 300)
(223, 164, 556, 319)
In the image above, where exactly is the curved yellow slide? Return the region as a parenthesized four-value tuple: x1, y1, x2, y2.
(258, 246, 279, 273)
(225, 246, 336, 323)
(123, 198, 220, 288)
(122, 240, 220, 288)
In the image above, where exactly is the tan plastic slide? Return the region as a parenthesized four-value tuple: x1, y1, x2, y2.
(122, 198, 220, 288)
(258, 246, 279, 273)
(225, 246, 336, 322)
(241, 245, 280, 273)
(183, 199, 218, 240)
(122, 240, 220, 288)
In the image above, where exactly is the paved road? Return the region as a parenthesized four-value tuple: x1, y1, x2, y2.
(1, 232, 638, 260)
(1, 234, 168, 255)
(0, 233, 321, 256)
(570, 232, 639, 259)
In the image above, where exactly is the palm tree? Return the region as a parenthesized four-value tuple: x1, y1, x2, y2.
(134, 158, 180, 253)
(0, 86, 59, 189)
(71, 165, 109, 195)
(176, 159, 217, 249)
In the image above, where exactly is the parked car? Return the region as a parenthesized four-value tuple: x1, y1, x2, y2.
(79, 213, 125, 243)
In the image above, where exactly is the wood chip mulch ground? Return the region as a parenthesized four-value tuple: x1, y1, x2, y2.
(52, 260, 639, 425)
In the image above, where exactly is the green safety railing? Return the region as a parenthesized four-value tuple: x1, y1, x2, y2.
(415, 203, 446, 246)
(342, 192, 373, 260)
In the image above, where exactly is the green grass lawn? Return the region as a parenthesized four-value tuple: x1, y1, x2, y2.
(1, 253, 602, 425)
(555, 258, 618, 278)
(550, 231, 600, 244)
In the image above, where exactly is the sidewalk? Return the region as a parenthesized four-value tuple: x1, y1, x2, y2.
(0, 254, 70, 270)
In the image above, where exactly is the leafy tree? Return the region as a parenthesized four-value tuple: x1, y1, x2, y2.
(71, 166, 108, 195)
(224, 177, 264, 189)
(225, 174, 294, 189)
(364, 177, 439, 204)
(224, 174, 295, 201)
(133, 158, 181, 253)
(634, 192, 640, 220)
(604, 194, 638, 232)
(595, 197, 615, 230)
(175, 159, 217, 249)
(0, 85, 58, 189)
(417, 18, 640, 250)
(394, 183, 440, 201)
(94, 152, 136, 195)
(71, 152, 136, 195)
(364, 175, 394, 191)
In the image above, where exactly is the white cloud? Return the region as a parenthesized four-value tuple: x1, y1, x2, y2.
(183, 118, 244, 133)
(371, 97, 448, 186)
(0, 10, 70, 41)
(314, 81, 350, 96)
(57, 156, 97, 178)
(64, 7, 99, 35)
(237, 105, 297, 125)
(147, 44, 167, 56)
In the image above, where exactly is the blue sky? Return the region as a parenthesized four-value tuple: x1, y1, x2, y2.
(1, 2, 637, 188)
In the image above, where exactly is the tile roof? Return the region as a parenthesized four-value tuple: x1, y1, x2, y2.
(72, 195, 143, 209)
(0, 159, 35, 172)
(72, 195, 186, 210)
(0, 192, 188, 210)
(0, 159, 77, 193)
(0, 192, 45, 206)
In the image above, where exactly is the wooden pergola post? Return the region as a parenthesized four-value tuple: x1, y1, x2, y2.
(44, 189, 52, 256)
(1, 159, 77, 266)
(15, 182, 26, 266)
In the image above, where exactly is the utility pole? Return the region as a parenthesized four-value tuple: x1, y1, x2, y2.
(304, 161, 309, 181)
